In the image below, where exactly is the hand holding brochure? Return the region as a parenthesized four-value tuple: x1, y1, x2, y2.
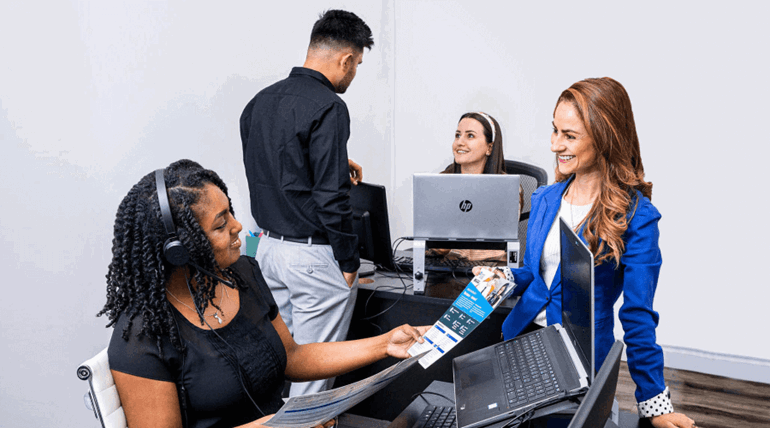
(263, 352, 427, 428)
(407, 268, 515, 368)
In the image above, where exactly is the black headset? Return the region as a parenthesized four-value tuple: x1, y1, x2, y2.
(153, 168, 264, 421)
(154, 169, 233, 286)
(155, 169, 191, 266)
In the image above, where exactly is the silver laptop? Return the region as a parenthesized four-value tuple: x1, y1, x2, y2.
(413, 173, 519, 241)
(452, 218, 595, 428)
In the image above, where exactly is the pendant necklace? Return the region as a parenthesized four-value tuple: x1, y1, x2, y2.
(168, 284, 227, 325)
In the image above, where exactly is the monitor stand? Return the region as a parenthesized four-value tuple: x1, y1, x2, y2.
(413, 239, 520, 295)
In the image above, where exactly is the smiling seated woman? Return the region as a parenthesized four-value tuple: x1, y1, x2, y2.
(98, 159, 427, 428)
(433, 112, 521, 262)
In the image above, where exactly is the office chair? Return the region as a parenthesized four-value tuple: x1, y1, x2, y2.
(77, 347, 127, 428)
(567, 340, 625, 428)
(504, 160, 548, 261)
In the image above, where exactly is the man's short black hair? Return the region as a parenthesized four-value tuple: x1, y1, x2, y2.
(309, 9, 373, 51)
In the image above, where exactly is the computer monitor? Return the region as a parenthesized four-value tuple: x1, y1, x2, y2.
(567, 340, 624, 428)
(350, 182, 396, 270)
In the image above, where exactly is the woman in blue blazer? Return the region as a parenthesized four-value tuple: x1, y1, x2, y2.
(498, 78, 695, 428)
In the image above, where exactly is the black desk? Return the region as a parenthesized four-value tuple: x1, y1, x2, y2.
(387, 381, 648, 428)
(334, 272, 517, 421)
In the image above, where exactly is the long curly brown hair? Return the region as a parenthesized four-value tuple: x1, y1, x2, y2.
(554, 77, 652, 266)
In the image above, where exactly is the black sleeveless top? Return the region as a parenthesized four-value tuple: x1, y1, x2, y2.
(109, 256, 287, 428)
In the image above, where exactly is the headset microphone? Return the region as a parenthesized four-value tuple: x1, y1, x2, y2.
(188, 261, 233, 288)
(154, 169, 233, 288)
(157, 168, 263, 421)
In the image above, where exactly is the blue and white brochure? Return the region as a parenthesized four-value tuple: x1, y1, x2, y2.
(408, 268, 515, 368)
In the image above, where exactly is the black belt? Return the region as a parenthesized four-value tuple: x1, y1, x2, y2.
(264, 230, 329, 245)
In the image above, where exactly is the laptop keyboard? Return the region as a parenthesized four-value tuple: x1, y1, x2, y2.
(497, 330, 562, 408)
(411, 405, 456, 428)
(394, 255, 494, 273)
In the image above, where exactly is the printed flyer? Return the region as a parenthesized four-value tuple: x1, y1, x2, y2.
(408, 268, 516, 368)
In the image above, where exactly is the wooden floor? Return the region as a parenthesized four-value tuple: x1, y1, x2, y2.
(616, 362, 770, 428)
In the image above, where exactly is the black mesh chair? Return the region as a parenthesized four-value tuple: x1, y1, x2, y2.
(505, 160, 548, 261)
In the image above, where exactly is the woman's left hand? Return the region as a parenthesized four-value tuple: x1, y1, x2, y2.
(318, 417, 337, 428)
(650, 412, 697, 428)
(385, 324, 430, 358)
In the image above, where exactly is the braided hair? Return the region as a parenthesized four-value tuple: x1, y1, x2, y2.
(98, 159, 245, 354)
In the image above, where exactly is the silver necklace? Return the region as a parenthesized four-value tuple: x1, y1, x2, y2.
(167, 284, 228, 324)
(569, 182, 577, 228)
(568, 181, 592, 229)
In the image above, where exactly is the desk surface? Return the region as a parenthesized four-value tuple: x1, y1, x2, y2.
(335, 271, 516, 421)
(356, 270, 517, 309)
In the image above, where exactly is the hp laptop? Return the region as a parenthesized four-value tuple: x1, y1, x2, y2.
(452, 217, 595, 428)
(413, 174, 519, 241)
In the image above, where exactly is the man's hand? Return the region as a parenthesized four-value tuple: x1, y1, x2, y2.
(342, 271, 357, 288)
(348, 158, 363, 185)
(385, 324, 430, 358)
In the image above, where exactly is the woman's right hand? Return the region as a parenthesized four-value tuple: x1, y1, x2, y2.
(472, 266, 496, 276)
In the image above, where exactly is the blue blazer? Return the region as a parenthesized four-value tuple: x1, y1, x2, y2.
(503, 177, 666, 403)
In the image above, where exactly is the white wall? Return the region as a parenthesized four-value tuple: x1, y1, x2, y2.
(392, 0, 769, 367)
(0, 1, 392, 427)
(0, 1, 768, 427)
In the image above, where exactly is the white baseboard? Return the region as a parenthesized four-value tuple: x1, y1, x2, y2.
(621, 344, 770, 384)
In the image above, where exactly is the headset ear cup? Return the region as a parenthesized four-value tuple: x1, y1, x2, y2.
(164, 238, 190, 266)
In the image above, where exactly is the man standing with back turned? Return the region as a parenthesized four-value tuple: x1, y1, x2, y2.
(240, 10, 371, 396)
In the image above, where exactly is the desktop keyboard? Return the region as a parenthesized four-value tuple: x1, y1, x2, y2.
(393, 255, 495, 274)
(411, 405, 456, 428)
(498, 331, 562, 408)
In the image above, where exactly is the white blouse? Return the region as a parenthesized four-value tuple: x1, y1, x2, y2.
(533, 195, 593, 326)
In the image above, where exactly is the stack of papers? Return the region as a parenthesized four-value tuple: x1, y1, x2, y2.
(264, 352, 427, 428)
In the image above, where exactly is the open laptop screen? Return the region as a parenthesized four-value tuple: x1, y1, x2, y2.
(413, 173, 519, 241)
(559, 218, 595, 383)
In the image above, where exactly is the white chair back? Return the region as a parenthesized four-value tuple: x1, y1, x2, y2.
(77, 347, 127, 428)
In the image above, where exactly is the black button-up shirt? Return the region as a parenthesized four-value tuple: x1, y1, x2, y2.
(240, 67, 359, 272)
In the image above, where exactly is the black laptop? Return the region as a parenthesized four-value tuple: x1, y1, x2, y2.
(567, 340, 624, 428)
(452, 218, 595, 428)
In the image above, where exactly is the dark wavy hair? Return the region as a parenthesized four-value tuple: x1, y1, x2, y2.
(554, 77, 652, 266)
(97, 159, 244, 353)
(443, 112, 505, 174)
(309, 9, 374, 51)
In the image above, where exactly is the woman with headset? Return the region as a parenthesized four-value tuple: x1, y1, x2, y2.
(99, 159, 427, 428)
(478, 78, 696, 428)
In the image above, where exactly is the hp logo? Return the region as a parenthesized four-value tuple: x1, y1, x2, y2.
(459, 200, 473, 212)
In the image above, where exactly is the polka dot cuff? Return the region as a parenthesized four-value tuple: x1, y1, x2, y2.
(637, 387, 674, 418)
